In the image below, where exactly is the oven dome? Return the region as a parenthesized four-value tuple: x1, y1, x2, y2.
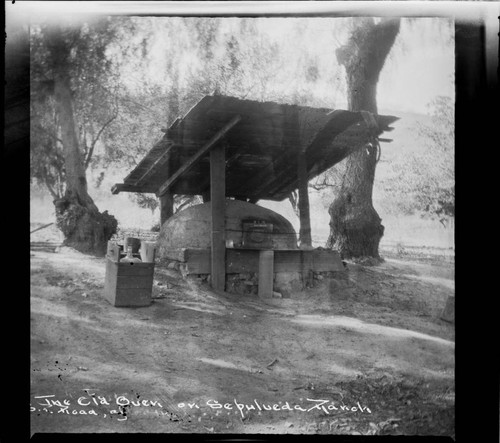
(156, 200, 298, 259)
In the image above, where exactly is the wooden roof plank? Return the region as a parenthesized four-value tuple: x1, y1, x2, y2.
(249, 111, 363, 198)
(130, 140, 175, 187)
(157, 114, 242, 197)
(111, 183, 157, 195)
(113, 95, 398, 201)
(122, 137, 171, 183)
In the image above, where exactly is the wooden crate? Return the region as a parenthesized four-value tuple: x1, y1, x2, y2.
(103, 242, 155, 307)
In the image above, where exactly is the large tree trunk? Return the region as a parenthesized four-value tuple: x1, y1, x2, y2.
(47, 26, 117, 256)
(54, 75, 97, 210)
(326, 18, 400, 260)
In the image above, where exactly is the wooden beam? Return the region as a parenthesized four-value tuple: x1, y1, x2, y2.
(161, 118, 181, 134)
(30, 222, 53, 234)
(160, 191, 174, 226)
(210, 144, 226, 291)
(258, 250, 274, 298)
(111, 183, 123, 194)
(111, 183, 157, 195)
(157, 115, 241, 197)
(131, 141, 174, 186)
(301, 250, 314, 286)
(122, 138, 169, 184)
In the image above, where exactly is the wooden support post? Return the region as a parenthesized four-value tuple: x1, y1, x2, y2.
(258, 250, 274, 298)
(210, 145, 226, 291)
(160, 191, 174, 226)
(297, 151, 312, 248)
(301, 250, 314, 287)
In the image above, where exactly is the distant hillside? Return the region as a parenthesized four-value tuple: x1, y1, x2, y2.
(374, 110, 436, 208)
(377, 109, 434, 159)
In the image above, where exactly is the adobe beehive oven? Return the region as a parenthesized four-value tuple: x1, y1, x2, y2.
(111, 95, 397, 295)
(156, 200, 297, 260)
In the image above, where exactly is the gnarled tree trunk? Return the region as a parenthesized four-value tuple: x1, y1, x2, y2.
(326, 18, 400, 260)
(46, 26, 117, 256)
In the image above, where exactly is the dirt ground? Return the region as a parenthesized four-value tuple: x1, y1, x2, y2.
(30, 245, 454, 436)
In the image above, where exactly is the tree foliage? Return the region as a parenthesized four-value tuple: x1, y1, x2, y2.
(104, 17, 342, 217)
(30, 19, 122, 254)
(382, 96, 454, 224)
(30, 19, 120, 198)
(30, 16, 454, 241)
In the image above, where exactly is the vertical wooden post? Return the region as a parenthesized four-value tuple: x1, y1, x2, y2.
(297, 151, 312, 248)
(258, 250, 274, 298)
(210, 145, 226, 291)
(301, 250, 314, 288)
(159, 191, 174, 226)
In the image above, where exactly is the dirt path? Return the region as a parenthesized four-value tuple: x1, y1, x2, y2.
(30, 247, 454, 436)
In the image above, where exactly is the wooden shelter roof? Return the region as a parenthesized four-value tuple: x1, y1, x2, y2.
(112, 95, 397, 201)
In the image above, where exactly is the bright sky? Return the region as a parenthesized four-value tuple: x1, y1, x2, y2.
(377, 18, 455, 115)
(17, 0, 455, 118)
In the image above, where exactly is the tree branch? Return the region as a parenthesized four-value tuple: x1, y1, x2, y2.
(309, 175, 335, 191)
(84, 113, 118, 170)
(44, 179, 59, 200)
